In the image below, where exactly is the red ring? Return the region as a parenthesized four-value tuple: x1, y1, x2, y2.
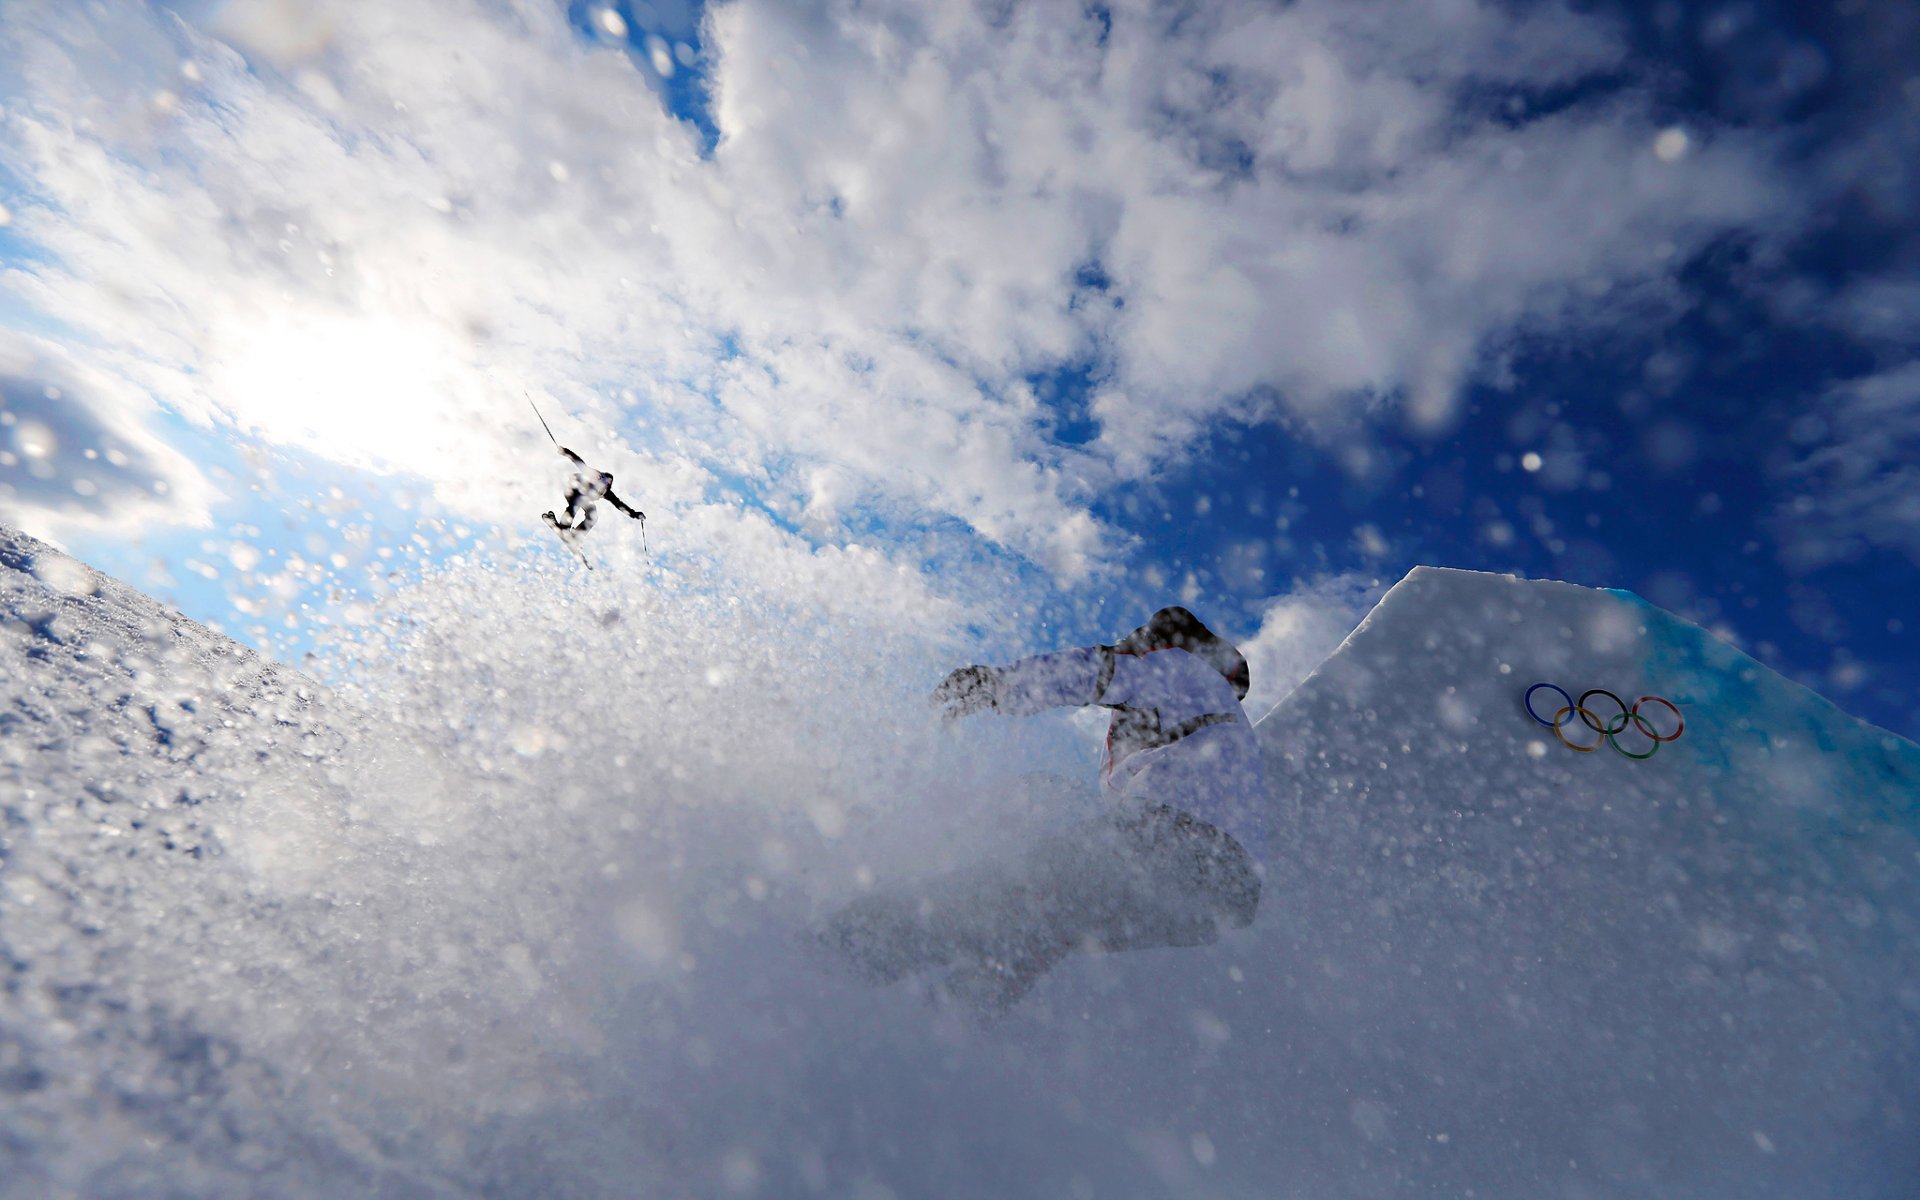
(1632, 696, 1684, 742)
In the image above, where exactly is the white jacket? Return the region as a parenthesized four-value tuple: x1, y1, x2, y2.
(995, 645, 1271, 862)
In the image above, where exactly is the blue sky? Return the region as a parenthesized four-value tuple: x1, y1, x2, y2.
(3, 0, 1918, 737)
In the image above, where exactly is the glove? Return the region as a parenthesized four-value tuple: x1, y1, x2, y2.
(932, 664, 1001, 720)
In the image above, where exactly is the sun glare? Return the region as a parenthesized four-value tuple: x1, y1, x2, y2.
(216, 311, 470, 469)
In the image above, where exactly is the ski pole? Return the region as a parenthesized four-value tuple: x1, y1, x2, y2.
(526, 391, 560, 448)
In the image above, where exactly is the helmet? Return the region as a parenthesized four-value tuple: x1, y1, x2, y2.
(1113, 606, 1250, 700)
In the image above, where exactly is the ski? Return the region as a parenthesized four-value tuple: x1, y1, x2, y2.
(543, 512, 594, 571)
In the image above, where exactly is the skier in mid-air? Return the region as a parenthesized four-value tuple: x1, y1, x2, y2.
(822, 606, 1268, 1018)
(542, 444, 646, 540)
(526, 394, 645, 569)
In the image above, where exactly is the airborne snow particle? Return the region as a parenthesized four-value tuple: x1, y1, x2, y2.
(1654, 128, 1690, 161)
(807, 800, 847, 838)
(34, 554, 97, 596)
(615, 899, 677, 965)
(0, 201, 12, 227)
(14, 419, 54, 459)
(1521, 452, 1543, 473)
(595, 6, 627, 37)
(1350, 1099, 1390, 1141)
(720, 1149, 761, 1193)
(508, 723, 550, 756)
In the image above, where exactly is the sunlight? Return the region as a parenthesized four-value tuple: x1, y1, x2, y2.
(215, 309, 469, 469)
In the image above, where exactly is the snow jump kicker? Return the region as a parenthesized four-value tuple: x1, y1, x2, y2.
(1525, 684, 1686, 759)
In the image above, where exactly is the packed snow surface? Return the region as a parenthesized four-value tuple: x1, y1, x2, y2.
(2, 527, 1916, 1197)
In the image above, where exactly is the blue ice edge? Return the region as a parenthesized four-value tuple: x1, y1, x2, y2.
(1612, 586, 1920, 826)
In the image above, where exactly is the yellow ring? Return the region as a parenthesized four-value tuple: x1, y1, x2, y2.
(1552, 705, 1604, 752)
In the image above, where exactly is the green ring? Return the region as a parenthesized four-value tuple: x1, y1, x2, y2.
(1607, 719, 1660, 759)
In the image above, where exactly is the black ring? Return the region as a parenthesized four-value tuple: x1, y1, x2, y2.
(1576, 689, 1630, 735)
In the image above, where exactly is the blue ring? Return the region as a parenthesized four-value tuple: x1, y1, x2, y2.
(1524, 683, 1574, 728)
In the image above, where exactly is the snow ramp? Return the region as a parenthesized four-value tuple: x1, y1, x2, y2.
(1248, 565, 1920, 1196)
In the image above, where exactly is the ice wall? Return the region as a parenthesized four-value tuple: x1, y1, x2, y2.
(3, 531, 1916, 1198)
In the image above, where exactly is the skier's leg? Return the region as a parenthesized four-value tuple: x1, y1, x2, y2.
(821, 808, 1256, 1014)
(925, 817, 1185, 1016)
(821, 889, 953, 985)
(821, 836, 1082, 987)
(934, 804, 1259, 980)
(575, 503, 598, 533)
(1075, 804, 1261, 955)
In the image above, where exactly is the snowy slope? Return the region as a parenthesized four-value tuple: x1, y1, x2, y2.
(0, 526, 639, 1197)
(0, 524, 359, 1192)
(4, 532, 1916, 1199)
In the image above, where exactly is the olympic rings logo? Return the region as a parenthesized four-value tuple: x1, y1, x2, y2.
(1524, 684, 1685, 760)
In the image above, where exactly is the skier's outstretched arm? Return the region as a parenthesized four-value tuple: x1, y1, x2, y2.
(559, 446, 586, 465)
(933, 645, 1113, 720)
(605, 487, 645, 519)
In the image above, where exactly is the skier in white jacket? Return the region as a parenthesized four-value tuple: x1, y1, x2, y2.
(825, 607, 1267, 1017)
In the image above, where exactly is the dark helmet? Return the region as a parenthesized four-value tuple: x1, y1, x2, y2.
(1112, 606, 1250, 700)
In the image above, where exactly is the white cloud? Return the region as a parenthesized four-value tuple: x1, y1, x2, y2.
(0, 331, 218, 541)
(1774, 362, 1920, 571)
(0, 0, 1793, 592)
(1838, 279, 1920, 346)
(1240, 571, 1386, 722)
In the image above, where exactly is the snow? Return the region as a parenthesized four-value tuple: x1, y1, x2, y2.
(3, 529, 1916, 1197)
